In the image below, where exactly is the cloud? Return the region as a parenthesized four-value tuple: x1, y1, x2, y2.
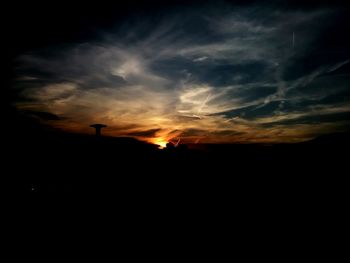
(127, 128, 162, 137)
(14, 3, 350, 143)
(25, 111, 60, 120)
(193, 56, 208, 62)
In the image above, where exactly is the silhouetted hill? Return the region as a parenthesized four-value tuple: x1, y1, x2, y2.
(303, 132, 350, 145)
(3, 123, 349, 197)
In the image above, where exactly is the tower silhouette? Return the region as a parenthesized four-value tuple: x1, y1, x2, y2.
(90, 124, 107, 137)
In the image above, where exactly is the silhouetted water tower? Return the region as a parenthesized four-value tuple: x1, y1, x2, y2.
(90, 124, 107, 137)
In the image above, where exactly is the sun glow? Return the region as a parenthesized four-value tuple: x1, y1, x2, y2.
(153, 138, 168, 149)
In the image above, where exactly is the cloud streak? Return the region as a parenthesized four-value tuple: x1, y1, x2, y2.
(14, 4, 350, 144)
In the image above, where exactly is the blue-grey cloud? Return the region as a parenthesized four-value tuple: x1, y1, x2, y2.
(13, 3, 350, 144)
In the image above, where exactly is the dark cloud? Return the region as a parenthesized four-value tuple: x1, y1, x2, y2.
(263, 112, 350, 126)
(25, 111, 60, 120)
(12, 1, 350, 143)
(180, 129, 208, 137)
(127, 128, 162, 137)
(221, 102, 281, 119)
(200, 62, 272, 86)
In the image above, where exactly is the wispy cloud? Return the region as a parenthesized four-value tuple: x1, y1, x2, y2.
(14, 4, 350, 143)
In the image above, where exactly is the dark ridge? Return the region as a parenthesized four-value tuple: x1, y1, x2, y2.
(303, 132, 350, 145)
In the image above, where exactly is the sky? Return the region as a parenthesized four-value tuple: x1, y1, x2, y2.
(12, 0, 350, 145)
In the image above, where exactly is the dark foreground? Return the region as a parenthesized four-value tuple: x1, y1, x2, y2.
(3, 128, 349, 201)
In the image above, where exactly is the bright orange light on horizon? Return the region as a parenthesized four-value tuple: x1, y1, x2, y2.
(153, 138, 168, 149)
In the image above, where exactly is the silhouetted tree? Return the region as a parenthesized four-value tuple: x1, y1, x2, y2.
(166, 142, 175, 150)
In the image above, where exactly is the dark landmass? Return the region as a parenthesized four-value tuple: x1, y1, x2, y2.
(3, 112, 349, 199)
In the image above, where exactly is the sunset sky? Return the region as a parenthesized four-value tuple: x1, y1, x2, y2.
(14, 1, 350, 144)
